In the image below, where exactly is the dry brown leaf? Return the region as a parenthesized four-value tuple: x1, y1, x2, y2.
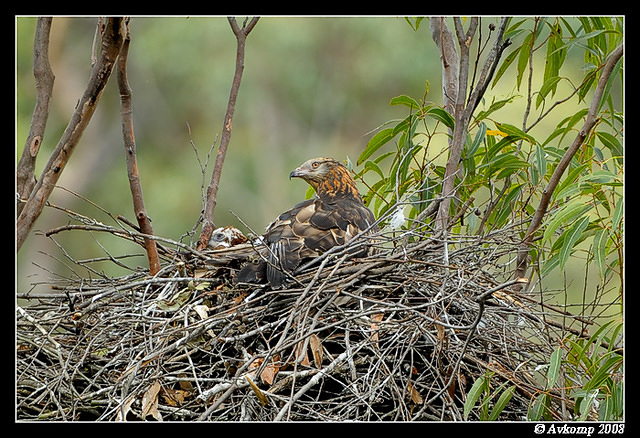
(294, 340, 310, 366)
(370, 313, 384, 348)
(193, 268, 208, 278)
(244, 356, 279, 385)
(141, 380, 163, 421)
(247, 356, 263, 379)
(260, 362, 280, 385)
(115, 393, 135, 421)
(245, 375, 269, 406)
(162, 388, 190, 407)
(407, 381, 423, 405)
(177, 373, 193, 391)
(309, 334, 323, 369)
(436, 321, 446, 343)
(193, 304, 209, 320)
(457, 372, 467, 398)
(446, 367, 456, 400)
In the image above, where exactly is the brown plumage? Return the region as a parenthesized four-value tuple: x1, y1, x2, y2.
(235, 157, 377, 288)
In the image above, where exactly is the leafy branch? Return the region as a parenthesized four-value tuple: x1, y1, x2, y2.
(432, 17, 511, 233)
(515, 43, 623, 280)
(356, 17, 623, 292)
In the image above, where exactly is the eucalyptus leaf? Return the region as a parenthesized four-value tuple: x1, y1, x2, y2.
(558, 215, 590, 270)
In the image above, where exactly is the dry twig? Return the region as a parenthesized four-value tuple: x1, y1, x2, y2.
(17, 216, 602, 421)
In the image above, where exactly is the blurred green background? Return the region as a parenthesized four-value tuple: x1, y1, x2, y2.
(17, 17, 442, 292)
(16, 16, 619, 313)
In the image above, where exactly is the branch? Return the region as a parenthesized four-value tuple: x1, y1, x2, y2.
(430, 17, 459, 113)
(466, 18, 511, 115)
(515, 44, 623, 280)
(116, 18, 161, 275)
(274, 347, 354, 421)
(434, 18, 512, 233)
(196, 17, 259, 250)
(17, 18, 125, 251)
(17, 17, 55, 217)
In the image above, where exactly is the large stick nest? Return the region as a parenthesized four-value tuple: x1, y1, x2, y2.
(17, 224, 580, 421)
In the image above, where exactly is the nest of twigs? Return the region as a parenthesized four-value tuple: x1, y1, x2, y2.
(17, 224, 581, 421)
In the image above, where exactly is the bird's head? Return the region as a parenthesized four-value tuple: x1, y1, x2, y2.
(289, 157, 339, 183)
(290, 157, 360, 200)
(207, 226, 247, 250)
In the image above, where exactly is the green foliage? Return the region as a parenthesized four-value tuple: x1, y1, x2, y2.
(355, 17, 623, 421)
(356, 17, 623, 285)
(528, 320, 623, 421)
(355, 86, 455, 224)
(464, 370, 516, 421)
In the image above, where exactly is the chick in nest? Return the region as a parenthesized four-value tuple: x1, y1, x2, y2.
(207, 226, 248, 250)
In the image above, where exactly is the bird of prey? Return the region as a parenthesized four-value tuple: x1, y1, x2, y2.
(207, 226, 248, 250)
(235, 157, 378, 288)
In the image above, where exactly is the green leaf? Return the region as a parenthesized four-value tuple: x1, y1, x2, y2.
(488, 386, 516, 421)
(390, 94, 421, 109)
(404, 17, 424, 31)
(464, 376, 487, 420)
(305, 185, 316, 199)
(358, 128, 396, 165)
(611, 198, 623, 230)
(504, 18, 526, 41)
(542, 199, 592, 244)
(546, 347, 563, 389)
(583, 354, 622, 393)
(391, 115, 412, 136)
(592, 228, 609, 279)
(535, 144, 547, 179)
(528, 393, 550, 421)
(485, 153, 529, 180)
(554, 163, 590, 200)
(541, 253, 560, 278)
(577, 389, 600, 421)
(557, 215, 590, 270)
(595, 131, 623, 157)
(597, 56, 622, 114)
(474, 97, 514, 122)
(563, 29, 619, 56)
(466, 123, 486, 158)
(536, 76, 563, 108)
(491, 183, 524, 228)
(426, 107, 455, 129)
(598, 380, 623, 420)
(363, 160, 384, 179)
(516, 32, 533, 89)
(156, 288, 192, 311)
(566, 320, 618, 370)
(542, 21, 567, 91)
(580, 169, 620, 186)
(557, 108, 589, 145)
(492, 43, 521, 88)
(494, 123, 537, 144)
(193, 281, 211, 291)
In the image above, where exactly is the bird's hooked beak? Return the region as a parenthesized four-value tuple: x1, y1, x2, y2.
(289, 167, 306, 180)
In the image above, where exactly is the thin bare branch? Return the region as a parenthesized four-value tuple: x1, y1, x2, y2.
(197, 17, 260, 250)
(17, 17, 55, 217)
(116, 18, 161, 275)
(435, 17, 510, 233)
(17, 17, 125, 251)
(515, 44, 623, 281)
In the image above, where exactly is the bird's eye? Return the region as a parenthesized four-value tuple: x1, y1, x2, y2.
(312, 161, 319, 168)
